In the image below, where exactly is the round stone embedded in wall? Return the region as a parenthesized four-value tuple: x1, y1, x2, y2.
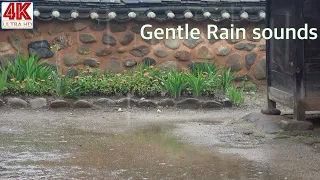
(130, 45, 150, 57)
(84, 58, 98, 67)
(28, 40, 54, 59)
(24, 25, 41, 39)
(158, 61, 178, 71)
(124, 59, 138, 67)
(24, 30, 34, 39)
(53, 35, 69, 50)
(90, 21, 107, 31)
(234, 43, 256, 51)
(216, 46, 231, 56)
(96, 48, 112, 56)
(183, 35, 203, 49)
(258, 44, 266, 51)
(108, 58, 123, 73)
(154, 49, 168, 58)
(77, 45, 90, 55)
(8, 34, 23, 53)
(143, 36, 159, 45)
(80, 33, 97, 43)
(164, 37, 180, 49)
(142, 57, 156, 66)
(245, 52, 257, 70)
(64, 53, 79, 67)
(131, 24, 143, 34)
(110, 22, 127, 33)
(48, 22, 64, 35)
(226, 54, 243, 72)
(28, 40, 50, 49)
(198, 46, 214, 59)
(174, 51, 191, 61)
(0, 42, 11, 52)
(120, 32, 134, 46)
(254, 56, 267, 80)
(102, 33, 117, 46)
(72, 22, 87, 32)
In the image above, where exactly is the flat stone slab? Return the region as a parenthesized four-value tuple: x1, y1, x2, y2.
(74, 100, 93, 108)
(117, 98, 137, 107)
(158, 98, 175, 107)
(241, 112, 286, 134)
(7, 98, 28, 108)
(138, 100, 158, 108)
(280, 120, 314, 131)
(50, 100, 70, 108)
(93, 98, 117, 107)
(30, 98, 47, 109)
(176, 98, 201, 109)
(201, 101, 223, 109)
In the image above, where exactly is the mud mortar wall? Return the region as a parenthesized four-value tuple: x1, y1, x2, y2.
(0, 19, 266, 80)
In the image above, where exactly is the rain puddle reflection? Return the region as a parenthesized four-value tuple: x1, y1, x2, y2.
(0, 124, 289, 179)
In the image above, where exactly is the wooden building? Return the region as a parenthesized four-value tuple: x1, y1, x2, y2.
(265, 0, 320, 121)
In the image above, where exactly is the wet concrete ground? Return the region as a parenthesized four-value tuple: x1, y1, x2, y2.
(0, 106, 320, 180)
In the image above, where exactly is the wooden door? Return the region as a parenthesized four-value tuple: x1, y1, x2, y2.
(266, 0, 305, 120)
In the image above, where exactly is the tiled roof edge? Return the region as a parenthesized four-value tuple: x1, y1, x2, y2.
(1, 1, 266, 22)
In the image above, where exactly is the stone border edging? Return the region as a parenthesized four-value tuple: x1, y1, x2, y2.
(0, 97, 233, 110)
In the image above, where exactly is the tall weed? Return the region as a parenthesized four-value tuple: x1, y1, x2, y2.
(227, 86, 244, 106)
(220, 68, 235, 92)
(187, 71, 204, 97)
(163, 70, 186, 98)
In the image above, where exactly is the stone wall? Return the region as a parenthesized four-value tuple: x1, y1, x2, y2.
(0, 19, 266, 80)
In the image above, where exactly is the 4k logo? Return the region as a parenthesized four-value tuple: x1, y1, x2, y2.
(1, 2, 33, 29)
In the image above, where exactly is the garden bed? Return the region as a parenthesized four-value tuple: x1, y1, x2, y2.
(0, 55, 257, 110)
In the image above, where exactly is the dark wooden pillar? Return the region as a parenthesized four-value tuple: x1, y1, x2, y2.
(293, 0, 306, 121)
(265, 0, 277, 110)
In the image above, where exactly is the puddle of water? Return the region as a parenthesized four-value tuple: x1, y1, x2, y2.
(0, 125, 290, 179)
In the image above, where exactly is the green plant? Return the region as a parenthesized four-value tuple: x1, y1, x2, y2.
(163, 70, 187, 98)
(240, 77, 257, 92)
(52, 70, 79, 99)
(226, 86, 244, 106)
(6, 54, 54, 81)
(186, 71, 205, 97)
(220, 68, 235, 92)
(202, 72, 220, 97)
(0, 67, 8, 94)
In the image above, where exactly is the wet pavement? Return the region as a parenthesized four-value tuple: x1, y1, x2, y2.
(0, 108, 319, 180)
